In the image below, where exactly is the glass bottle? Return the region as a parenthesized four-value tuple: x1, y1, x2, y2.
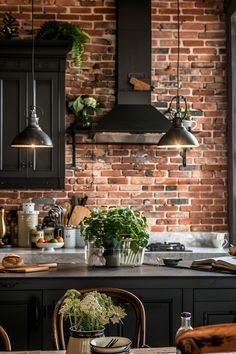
(0, 207, 6, 246)
(175, 312, 193, 353)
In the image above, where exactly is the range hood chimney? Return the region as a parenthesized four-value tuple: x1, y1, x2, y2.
(93, 0, 171, 144)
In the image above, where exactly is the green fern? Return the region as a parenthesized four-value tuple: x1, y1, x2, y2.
(35, 21, 90, 68)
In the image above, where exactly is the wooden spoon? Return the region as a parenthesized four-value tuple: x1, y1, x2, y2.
(63, 201, 72, 226)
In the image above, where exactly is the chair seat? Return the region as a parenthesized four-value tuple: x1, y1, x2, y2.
(0, 325, 11, 351)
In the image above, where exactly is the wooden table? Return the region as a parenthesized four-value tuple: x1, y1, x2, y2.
(0, 349, 176, 354)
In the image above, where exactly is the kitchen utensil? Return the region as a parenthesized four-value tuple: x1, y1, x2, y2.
(106, 338, 119, 348)
(68, 206, 91, 226)
(63, 201, 72, 225)
(81, 195, 88, 206)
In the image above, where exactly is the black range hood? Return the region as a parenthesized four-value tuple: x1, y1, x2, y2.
(93, 0, 171, 144)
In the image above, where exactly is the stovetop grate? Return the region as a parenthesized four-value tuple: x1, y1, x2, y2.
(147, 242, 192, 252)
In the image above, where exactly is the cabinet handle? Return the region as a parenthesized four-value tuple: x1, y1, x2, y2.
(32, 297, 40, 329)
(0, 281, 18, 288)
(20, 162, 26, 169)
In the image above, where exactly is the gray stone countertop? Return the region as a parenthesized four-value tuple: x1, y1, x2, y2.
(0, 246, 229, 264)
(0, 262, 235, 280)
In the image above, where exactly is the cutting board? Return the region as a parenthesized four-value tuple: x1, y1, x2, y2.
(68, 205, 91, 226)
(0, 262, 57, 273)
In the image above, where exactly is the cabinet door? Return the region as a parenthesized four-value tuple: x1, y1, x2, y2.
(194, 289, 236, 326)
(135, 288, 182, 347)
(43, 289, 68, 350)
(0, 71, 64, 188)
(0, 290, 42, 350)
(26, 72, 64, 184)
(0, 41, 66, 189)
(0, 72, 27, 179)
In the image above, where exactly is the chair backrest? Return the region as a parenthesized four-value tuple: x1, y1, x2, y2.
(53, 287, 146, 349)
(0, 325, 11, 351)
(176, 323, 236, 354)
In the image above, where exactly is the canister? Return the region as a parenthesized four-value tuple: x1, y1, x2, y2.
(18, 210, 39, 247)
(31, 228, 44, 248)
(75, 226, 85, 248)
(63, 227, 76, 248)
(44, 227, 55, 241)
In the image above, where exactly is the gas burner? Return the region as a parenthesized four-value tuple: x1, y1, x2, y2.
(147, 242, 190, 252)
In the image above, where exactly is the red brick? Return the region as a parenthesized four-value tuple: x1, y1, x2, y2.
(0, 0, 228, 233)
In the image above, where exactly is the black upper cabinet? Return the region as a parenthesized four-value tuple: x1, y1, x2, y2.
(0, 40, 70, 189)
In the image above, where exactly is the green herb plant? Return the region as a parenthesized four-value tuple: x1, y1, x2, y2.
(80, 207, 149, 254)
(59, 289, 126, 331)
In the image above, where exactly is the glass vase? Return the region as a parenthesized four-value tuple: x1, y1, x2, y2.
(77, 111, 92, 130)
(85, 242, 106, 267)
(66, 327, 105, 354)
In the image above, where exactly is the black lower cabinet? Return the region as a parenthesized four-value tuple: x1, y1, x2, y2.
(42, 289, 66, 350)
(193, 289, 236, 326)
(137, 289, 182, 347)
(0, 290, 42, 350)
(1, 274, 236, 350)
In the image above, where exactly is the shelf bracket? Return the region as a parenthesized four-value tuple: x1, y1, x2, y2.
(181, 148, 187, 167)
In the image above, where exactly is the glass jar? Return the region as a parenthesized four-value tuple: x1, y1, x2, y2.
(85, 242, 105, 267)
(175, 312, 193, 354)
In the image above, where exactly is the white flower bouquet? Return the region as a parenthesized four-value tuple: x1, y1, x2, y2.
(59, 289, 126, 331)
(67, 95, 103, 129)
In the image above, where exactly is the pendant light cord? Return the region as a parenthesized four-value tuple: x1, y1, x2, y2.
(177, 0, 180, 95)
(32, 0, 36, 109)
(176, 0, 180, 111)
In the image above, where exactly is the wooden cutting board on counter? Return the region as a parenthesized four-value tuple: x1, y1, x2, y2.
(68, 205, 91, 226)
(0, 262, 57, 273)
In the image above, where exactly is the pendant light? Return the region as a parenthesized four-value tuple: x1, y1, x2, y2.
(11, 0, 53, 148)
(157, 0, 198, 149)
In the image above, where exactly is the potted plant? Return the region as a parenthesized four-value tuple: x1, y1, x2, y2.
(59, 289, 126, 354)
(80, 207, 149, 267)
(35, 21, 90, 69)
(180, 107, 197, 131)
(67, 95, 104, 130)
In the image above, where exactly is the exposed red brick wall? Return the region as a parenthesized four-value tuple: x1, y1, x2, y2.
(0, 0, 227, 233)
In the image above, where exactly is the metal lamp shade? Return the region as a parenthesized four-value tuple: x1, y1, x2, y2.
(11, 110, 53, 148)
(11, 126, 53, 148)
(157, 122, 199, 149)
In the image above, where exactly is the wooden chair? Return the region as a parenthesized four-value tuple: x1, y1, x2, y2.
(0, 325, 11, 351)
(176, 323, 236, 354)
(52, 287, 146, 349)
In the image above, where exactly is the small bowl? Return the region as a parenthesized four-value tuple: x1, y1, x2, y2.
(36, 242, 64, 252)
(90, 337, 131, 353)
(163, 258, 182, 267)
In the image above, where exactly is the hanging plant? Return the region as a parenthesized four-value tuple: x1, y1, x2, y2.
(0, 12, 19, 40)
(35, 21, 90, 69)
